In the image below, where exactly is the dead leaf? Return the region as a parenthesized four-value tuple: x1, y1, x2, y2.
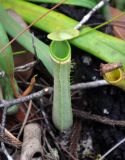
(110, 6, 125, 40)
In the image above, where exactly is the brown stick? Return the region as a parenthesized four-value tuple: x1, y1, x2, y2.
(0, 127, 22, 148)
(20, 123, 42, 160)
(100, 63, 122, 74)
(17, 100, 32, 139)
(69, 119, 81, 160)
(0, 79, 109, 109)
(74, 109, 125, 127)
(10, 74, 20, 98)
(22, 76, 36, 97)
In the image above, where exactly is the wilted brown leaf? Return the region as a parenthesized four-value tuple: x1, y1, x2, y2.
(110, 6, 125, 40)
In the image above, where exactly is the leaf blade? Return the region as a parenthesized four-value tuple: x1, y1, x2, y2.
(25, 0, 96, 8)
(0, 23, 14, 75)
(0, 4, 53, 75)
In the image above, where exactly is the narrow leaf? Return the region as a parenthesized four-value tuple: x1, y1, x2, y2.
(25, 0, 96, 8)
(0, 22, 18, 114)
(0, 23, 14, 75)
(0, 4, 53, 75)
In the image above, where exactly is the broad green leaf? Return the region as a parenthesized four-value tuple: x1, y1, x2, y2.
(2, 0, 125, 67)
(25, 0, 96, 8)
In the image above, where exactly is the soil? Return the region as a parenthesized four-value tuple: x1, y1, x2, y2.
(3, 3, 125, 160)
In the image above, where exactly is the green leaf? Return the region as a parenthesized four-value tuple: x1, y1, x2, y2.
(48, 28, 80, 41)
(0, 4, 53, 75)
(0, 22, 18, 114)
(25, 0, 96, 8)
(0, 23, 14, 75)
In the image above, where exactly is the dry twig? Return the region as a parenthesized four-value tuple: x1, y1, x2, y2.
(100, 63, 122, 74)
(69, 119, 81, 160)
(0, 80, 108, 109)
(1, 142, 13, 160)
(74, 109, 125, 127)
(1, 106, 7, 134)
(99, 137, 125, 160)
(0, 128, 22, 148)
(71, 80, 108, 90)
(0, 88, 53, 109)
(17, 100, 32, 139)
(14, 61, 37, 72)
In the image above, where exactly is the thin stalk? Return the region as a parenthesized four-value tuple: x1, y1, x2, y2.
(75, 0, 110, 30)
(99, 137, 125, 160)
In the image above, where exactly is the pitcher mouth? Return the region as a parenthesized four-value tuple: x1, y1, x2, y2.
(104, 68, 124, 84)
